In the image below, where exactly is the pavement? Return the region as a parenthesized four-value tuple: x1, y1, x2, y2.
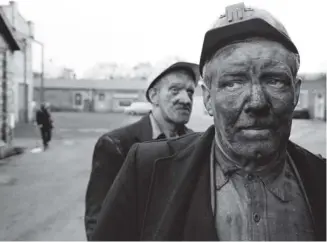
(0, 112, 325, 240)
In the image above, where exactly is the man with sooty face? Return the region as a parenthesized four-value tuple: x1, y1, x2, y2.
(91, 3, 326, 241)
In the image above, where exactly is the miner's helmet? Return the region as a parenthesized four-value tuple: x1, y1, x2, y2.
(199, 2, 300, 76)
(145, 62, 200, 103)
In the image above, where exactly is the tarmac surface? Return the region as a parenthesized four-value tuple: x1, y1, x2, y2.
(0, 112, 325, 240)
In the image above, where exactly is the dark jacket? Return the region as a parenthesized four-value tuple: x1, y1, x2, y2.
(92, 125, 326, 241)
(36, 108, 53, 129)
(84, 114, 192, 240)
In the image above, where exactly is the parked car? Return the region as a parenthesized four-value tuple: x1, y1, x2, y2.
(124, 102, 152, 115)
(293, 105, 310, 119)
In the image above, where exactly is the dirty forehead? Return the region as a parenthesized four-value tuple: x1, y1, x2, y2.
(204, 40, 295, 79)
(157, 69, 197, 89)
(213, 39, 293, 67)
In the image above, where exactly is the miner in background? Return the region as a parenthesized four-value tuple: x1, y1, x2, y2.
(84, 61, 200, 240)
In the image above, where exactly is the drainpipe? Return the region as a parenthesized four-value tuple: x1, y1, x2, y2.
(2, 51, 8, 143)
(23, 39, 28, 123)
(40, 44, 44, 103)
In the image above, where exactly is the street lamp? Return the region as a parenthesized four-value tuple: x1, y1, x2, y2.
(31, 38, 45, 104)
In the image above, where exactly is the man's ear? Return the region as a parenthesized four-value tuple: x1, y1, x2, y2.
(201, 81, 213, 116)
(148, 87, 159, 106)
(293, 76, 302, 108)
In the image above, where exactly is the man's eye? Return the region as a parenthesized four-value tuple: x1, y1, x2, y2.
(170, 88, 179, 94)
(266, 78, 285, 88)
(221, 81, 243, 91)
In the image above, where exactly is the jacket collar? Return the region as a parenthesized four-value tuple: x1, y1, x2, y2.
(132, 114, 153, 142)
(286, 140, 326, 240)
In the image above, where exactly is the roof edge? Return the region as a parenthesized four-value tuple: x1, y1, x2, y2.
(0, 6, 21, 51)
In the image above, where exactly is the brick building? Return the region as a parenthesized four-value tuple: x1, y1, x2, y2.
(33, 78, 148, 113)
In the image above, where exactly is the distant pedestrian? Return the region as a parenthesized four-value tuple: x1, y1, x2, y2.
(36, 103, 53, 150)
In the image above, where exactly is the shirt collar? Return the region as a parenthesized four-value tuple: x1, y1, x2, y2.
(263, 153, 297, 202)
(149, 112, 164, 139)
(149, 112, 189, 139)
(212, 135, 295, 203)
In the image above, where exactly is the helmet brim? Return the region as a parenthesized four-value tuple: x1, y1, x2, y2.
(200, 18, 299, 76)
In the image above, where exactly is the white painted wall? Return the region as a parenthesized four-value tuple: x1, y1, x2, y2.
(2, 1, 34, 123)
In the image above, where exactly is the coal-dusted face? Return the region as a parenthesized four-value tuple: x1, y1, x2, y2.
(202, 39, 301, 162)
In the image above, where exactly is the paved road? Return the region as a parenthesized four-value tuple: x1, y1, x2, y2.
(0, 139, 94, 240)
(1, 113, 138, 241)
(0, 112, 325, 240)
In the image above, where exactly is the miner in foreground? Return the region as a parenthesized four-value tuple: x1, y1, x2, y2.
(92, 3, 326, 241)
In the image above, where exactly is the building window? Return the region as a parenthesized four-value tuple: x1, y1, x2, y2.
(99, 93, 105, 101)
(75, 93, 82, 105)
(119, 100, 132, 107)
(298, 90, 309, 109)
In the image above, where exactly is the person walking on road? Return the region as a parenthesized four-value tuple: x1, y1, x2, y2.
(36, 103, 53, 150)
(84, 61, 200, 240)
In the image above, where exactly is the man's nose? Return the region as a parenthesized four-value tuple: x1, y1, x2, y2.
(244, 84, 270, 116)
(178, 90, 192, 104)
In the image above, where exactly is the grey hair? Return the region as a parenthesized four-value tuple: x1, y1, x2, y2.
(202, 37, 300, 89)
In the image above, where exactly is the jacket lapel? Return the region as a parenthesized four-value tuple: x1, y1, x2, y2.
(142, 126, 216, 240)
(287, 141, 326, 241)
(182, 148, 218, 241)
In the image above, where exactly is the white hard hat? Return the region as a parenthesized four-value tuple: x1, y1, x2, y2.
(145, 61, 200, 103)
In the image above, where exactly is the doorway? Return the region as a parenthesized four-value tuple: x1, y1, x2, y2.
(314, 92, 326, 120)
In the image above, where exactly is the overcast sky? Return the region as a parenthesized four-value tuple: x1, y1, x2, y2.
(1, 0, 326, 76)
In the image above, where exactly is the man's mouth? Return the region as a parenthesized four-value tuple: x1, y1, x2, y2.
(239, 122, 275, 130)
(241, 126, 272, 130)
(175, 107, 191, 112)
(239, 128, 272, 139)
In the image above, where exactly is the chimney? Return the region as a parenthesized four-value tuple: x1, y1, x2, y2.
(9, 1, 17, 30)
(28, 21, 34, 39)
